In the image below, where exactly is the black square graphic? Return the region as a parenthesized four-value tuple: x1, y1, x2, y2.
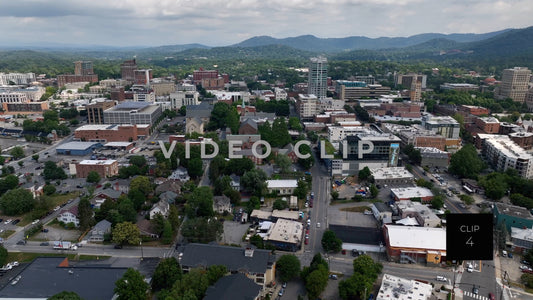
(447, 214, 493, 261)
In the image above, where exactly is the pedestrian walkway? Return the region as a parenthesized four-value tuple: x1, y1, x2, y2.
(463, 291, 489, 300)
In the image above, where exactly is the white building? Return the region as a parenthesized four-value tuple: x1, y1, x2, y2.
(0, 72, 36, 85)
(266, 180, 298, 195)
(274, 87, 288, 100)
(477, 134, 533, 179)
(169, 90, 200, 109)
(57, 206, 79, 227)
(371, 167, 414, 185)
(133, 91, 155, 102)
(377, 274, 433, 300)
(296, 94, 318, 120)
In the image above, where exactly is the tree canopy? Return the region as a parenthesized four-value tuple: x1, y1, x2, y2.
(112, 222, 140, 246)
(321, 230, 343, 253)
(449, 144, 484, 179)
(277, 254, 301, 282)
(0, 188, 35, 215)
(114, 268, 149, 300)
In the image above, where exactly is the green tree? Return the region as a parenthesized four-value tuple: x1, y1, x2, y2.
(271, 117, 291, 147)
(273, 198, 289, 210)
(331, 190, 339, 201)
(277, 254, 301, 282)
(370, 184, 379, 198)
(114, 268, 149, 300)
(0, 175, 19, 194)
(459, 194, 475, 205)
(225, 106, 240, 134)
(130, 176, 153, 196)
(152, 257, 182, 291)
(206, 265, 228, 285)
(48, 291, 84, 300)
(275, 154, 292, 173)
(449, 144, 484, 179)
(43, 110, 59, 122)
(161, 220, 173, 244)
(178, 105, 186, 116)
(0, 245, 7, 267)
(305, 264, 329, 300)
(43, 161, 67, 180)
(117, 197, 137, 223)
(241, 169, 268, 196)
(214, 175, 231, 196)
(181, 217, 223, 243)
(226, 158, 255, 176)
(340, 255, 383, 300)
(86, 171, 101, 184)
(78, 197, 95, 231)
(288, 116, 303, 131)
(43, 184, 56, 196)
(358, 167, 372, 181)
(169, 268, 210, 299)
(293, 180, 309, 200)
(0, 188, 35, 215)
(321, 230, 343, 253)
(208, 102, 231, 130)
(9, 146, 25, 160)
(479, 173, 508, 200)
(112, 222, 140, 246)
(431, 194, 444, 209)
(129, 156, 147, 168)
(187, 157, 203, 179)
(187, 186, 214, 218)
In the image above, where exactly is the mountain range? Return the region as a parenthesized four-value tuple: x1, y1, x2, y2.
(1, 26, 533, 64)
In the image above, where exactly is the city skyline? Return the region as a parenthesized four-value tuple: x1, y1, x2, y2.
(1, 0, 532, 47)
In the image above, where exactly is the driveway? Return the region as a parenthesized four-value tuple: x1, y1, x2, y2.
(221, 221, 249, 246)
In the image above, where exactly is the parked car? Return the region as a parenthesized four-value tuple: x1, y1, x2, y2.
(329, 274, 338, 280)
(489, 293, 495, 300)
(278, 288, 285, 296)
(472, 286, 479, 295)
(4, 219, 12, 225)
(114, 244, 123, 249)
(436, 276, 447, 282)
(11, 219, 20, 225)
(40, 242, 49, 246)
(41, 228, 49, 233)
(16, 240, 26, 245)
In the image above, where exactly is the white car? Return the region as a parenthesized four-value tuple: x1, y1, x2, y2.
(54, 206, 60, 211)
(436, 276, 447, 282)
(467, 264, 474, 273)
(4, 219, 12, 225)
(31, 219, 39, 225)
(316, 222, 321, 228)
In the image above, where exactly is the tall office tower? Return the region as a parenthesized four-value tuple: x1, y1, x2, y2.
(74, 61, 94, 76)
(308, 56, 328, 99)
(498, 67, 532, 103)
(121, 59, 138, 82)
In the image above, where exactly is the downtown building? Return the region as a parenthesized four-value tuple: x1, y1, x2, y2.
(308, 56, 328, 99)
(57, 61, 98, 87)
(103, 101, 162, 126)
(496, 67, 532, 103)
(476, 134, 533, 179)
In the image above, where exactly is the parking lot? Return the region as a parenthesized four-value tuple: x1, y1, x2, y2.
(328, 202, 378, 227)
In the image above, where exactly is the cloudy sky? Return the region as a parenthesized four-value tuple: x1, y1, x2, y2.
(1, 0, 532, 47)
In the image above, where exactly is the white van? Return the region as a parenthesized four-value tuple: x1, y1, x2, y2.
(502, 250, 508, 257)
(467, 264, 473, 273)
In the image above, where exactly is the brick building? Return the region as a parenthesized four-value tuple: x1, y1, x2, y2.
(120, 59, 137, 82)
(193, 68, 218, 84)
(74, 124, 150, 142)
(509, 131, 533, 150)
(57, 74, 98, 87)
(76, 160, 119, 178)
(458, 105, 490, 116)
(475, 117, 500, 134)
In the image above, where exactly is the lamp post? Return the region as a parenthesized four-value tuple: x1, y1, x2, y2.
(140, 241, 143, 261)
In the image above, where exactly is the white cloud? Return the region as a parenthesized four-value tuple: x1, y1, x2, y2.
(0, 0, 531, 46)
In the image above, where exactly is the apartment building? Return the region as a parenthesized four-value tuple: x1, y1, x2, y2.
(497, 67, 531, 103)
(76, 160, 119, 178)
(477, 134, 533, 179)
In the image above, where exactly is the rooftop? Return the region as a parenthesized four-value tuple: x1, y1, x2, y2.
(112, 101, 151, 110)
(377, 274, 433, 300)
(79, 159, 117, 165)
(272, 209, 300, 221)
(495, 203, 533, 219)
(180, 243, 273, 274)
(511, 227, 533, 242)
(391, 187, 434, 199)
(204, 273, 262, 300)
(267, 218, 303, 244)
(57, 141, 102, 151)
(371, 167, 414, 180)
(266, 179, 298, 189)
(478, 134, 533, 160)
(75, 124, 118, 131)
(385, 225, 446, 251)
(0, 257, 127, 300)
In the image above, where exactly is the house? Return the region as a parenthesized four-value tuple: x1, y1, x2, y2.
(185, 102, 213, 134)
(186, 117, 204, 134)
(150, 200, 170, 219)
(204, 273, 262, 300)
(159, 191, 178, 204)
(137, 219, 159, 238)
(91, 189, 124, 209)
(266, 180, 298, 195)
(229, 174, 241, 191)
(87, 220, 112, 242)
(277, 144, 299, 163)
(168, 167, 190, 182)
(238, 119, 258, 135)
(155, 180, 182, 195)
(213, 195, 231, 214)
(57, 206, 79, 227)
(179, 243, 276, 287)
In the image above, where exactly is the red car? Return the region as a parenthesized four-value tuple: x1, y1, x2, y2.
(305, 236, 309, 245)
(488, 293, 495, 300)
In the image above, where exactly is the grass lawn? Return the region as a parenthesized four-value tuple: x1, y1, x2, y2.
(340, 206, 371, 213)
(20, 192, 80, 225)
(7, 252, 110, 263)
(0, 230, 15, 240)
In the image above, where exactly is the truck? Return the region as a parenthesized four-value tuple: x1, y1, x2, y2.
(53, 241, 77, 251)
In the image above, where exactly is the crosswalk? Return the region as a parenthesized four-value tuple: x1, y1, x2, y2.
(463, 291, 488, 300)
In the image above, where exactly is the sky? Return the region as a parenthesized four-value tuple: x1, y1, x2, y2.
(1, 0, 532, 47)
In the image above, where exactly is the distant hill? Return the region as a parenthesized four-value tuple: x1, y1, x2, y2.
(231, 29, 510, 52)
